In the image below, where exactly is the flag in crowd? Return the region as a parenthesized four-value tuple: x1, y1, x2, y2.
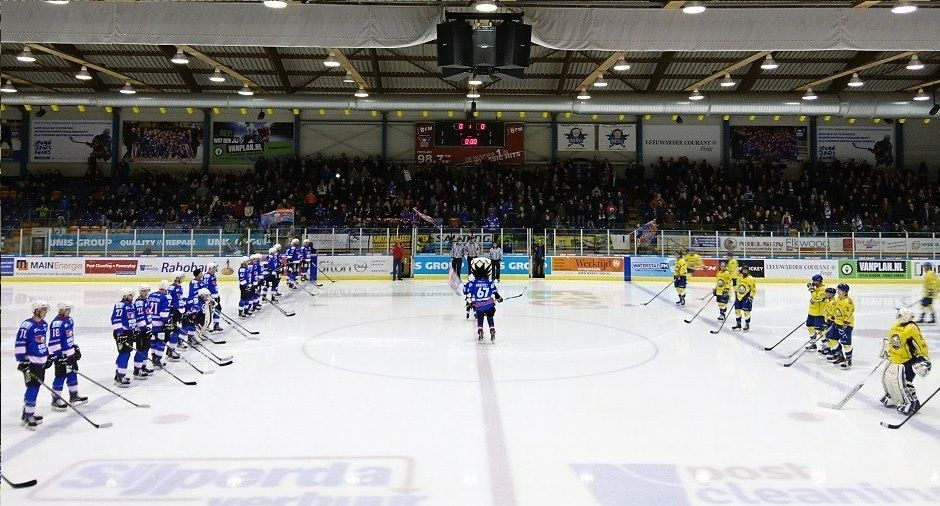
(635, 219, 658, 246)
(413, 207, 443, 227)
(260, 208, 295, 228)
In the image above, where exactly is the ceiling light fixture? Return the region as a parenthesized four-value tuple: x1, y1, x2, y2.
(760, 54, 779, 70)
(847, 73, 864, 87)
(323, 55, 341, 67)
(613, 58, 631, 71)
(891, 1, 917, 14)
(466, 88, 481, 99)
(119, 82, 136, 95)
(802, 88, 818, 101)
(0, 80, 17, 93)
(17, 46, 36, 63)
(689, 88, 705, 100)
(593, 75, 608, 87)
(355, 86, 369, 98)
(45, 0, 70, 4)
(719, 73, 735, 87)
(473, 0, 498, 13)
(209, 68, 226, 82)
(238, 83, 254, 96)
(343, 72, 356, 84)
(468, 74, 484, 86)
(170, 49, 189, 65)
(576, 89, 591, 100)
(906, 54, 924, 71)
(75, 65, 92, 81)
(263, 0, 288, 8)
(682, 1, 706, 14)
(913, 88, 930, 101)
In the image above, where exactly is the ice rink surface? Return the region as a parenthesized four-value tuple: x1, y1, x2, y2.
(2, 279, 939, 506)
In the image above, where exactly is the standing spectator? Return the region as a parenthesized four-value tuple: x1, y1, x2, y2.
(781, 211, 792, 236)
(489, 241, 503, 282)
(464, 237, 480, 277)
(451, 239, 464, 280)
(532, 239, 545, 279)
(244, 202, 255, 220)
(391, 241, 404, 281)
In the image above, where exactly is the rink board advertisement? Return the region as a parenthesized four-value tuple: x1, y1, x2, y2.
(121, 121, 203, 163)
(48, 232, 268, 255)
(549, 256, 627, 279)
(314, 255, 393, 279)
(838, 259, 910, 279)
(630, 256, 673, 278)
(415, 122, 524, 166)
(29, 120, 113, 162)
(763, 259, 838, 280)
(6, 256, 240, 278)
(816, 125, 894, 167)
(413, 254, 531, 277)
(211, 121, 294, 164)
(642, 125, 721, 165)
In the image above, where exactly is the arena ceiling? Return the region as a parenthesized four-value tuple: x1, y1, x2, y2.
(1, 1, 938, 98)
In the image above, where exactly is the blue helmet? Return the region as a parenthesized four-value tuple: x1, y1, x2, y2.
(811, 274, 823, 284)
(924, 262, 933, 270)
(825, 287, 836, 295)
(837, 283, 850, 293)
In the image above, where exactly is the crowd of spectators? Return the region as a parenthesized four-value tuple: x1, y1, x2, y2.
(2, 153, 937, 235)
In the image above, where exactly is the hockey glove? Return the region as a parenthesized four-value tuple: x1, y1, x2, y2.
(17, 361, 30, 372)
(44, 356, 55, 369)
(495, 294, 504, 303)
(72, 345, 82, 361)
(913, 357, 932, 378)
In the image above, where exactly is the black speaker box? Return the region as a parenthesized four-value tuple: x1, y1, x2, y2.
(472, 28, 497, 68)
(436, 21, 473, 68)
(495, 21, 532, 69)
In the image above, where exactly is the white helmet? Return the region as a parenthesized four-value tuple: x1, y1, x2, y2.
(897, 307, 916, 324)
(240, 256, 250, 265)
(173, 272, 185, 281)
(274, 243, 282, 250)
(303, 238, 311, 245)
(57, 300, 75, 312)
(291, 238, 300, 246)
(198, 287, 211, 298)
(158, 280, 170, 291)
(207, 262, 218, 272)
(31, 300, 50, 312)
(268, 247, 277, 254)
(139, 284, 151, 293)
(251, 253, 262, 261)
(120, 287, 134, 299)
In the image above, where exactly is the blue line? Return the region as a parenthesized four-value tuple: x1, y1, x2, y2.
(633, 283, 940, 440)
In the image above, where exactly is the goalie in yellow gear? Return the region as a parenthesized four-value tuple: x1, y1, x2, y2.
(881, 308, 931, 415)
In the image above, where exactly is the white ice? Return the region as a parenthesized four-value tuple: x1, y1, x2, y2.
(2, 279, 939, 506)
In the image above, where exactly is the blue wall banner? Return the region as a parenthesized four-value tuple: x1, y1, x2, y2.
(413, 255, 452, 276)
(500, 255, 530, 276)
(630, 256, 673, 278)
(49, 232, 269, 255)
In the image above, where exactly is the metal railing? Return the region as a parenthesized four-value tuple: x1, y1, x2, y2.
(1, 227, 937, 259)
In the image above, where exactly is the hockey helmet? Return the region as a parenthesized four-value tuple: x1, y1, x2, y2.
(159, 280, 170, 291)
(251, 253, 262, 261)
(924, 262, 934, 270)
(139, 284, 151, 293)
(824, 287, 836, 296)
(207, 262, 218, 272)
(197, 287, 211, 298)
(268, 247, 277, 254)
(173, 272, 185, 281)
(240, 256, 250, 265)
(120, 287, 134, 299)
(811, 274, 823, 284)
(470, 257, 492, 278)
(740, 265, 750, 274)
(897, 307, 916, 324)
(274, 243, 282, 251)
(837, 283, 850, 294)
(303, 238, 312, 245)
(291, 238, 300, 246)
(31, 300, 50, 312)
(57, 300, 75, 312)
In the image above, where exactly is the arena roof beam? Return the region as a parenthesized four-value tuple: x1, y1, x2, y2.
(576, 51, 634, 92)
(369, 49, 384, 93)
(557, 50, 574, 92)
(646, 51, 675, 92)
(177, 45, 264, 92)
(27, 43, 142, 92)
(825, 51, 884, 92)
(736, 57, 770, 93)
(663, 1, 687, 9)
(330, 49, 368, 90)
(265, 47, 295, 94)
(684, 52, 771, 91)
(384, 48, 461, 90)
(793, 51, 916, 91)
(159, 45, 201, 93)
(0, 72, 57, 93)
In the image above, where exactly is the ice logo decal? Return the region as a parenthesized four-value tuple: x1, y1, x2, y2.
(564, 127, 588, 148)
(606, 128, 629, 148)
(572, 464, 689, 505)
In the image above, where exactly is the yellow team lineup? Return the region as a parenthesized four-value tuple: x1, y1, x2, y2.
(672, 252, 931, 417)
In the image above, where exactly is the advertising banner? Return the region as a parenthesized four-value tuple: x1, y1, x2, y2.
(598, 124, 637, 152)
(642, 125, 721, 165)
(412, 255, 452, 276)
(84, 259, 138, 276)
(730, 125, 808, 162)
(136, 257, 238, 277)
(30, 120, 113, 162)
(211, 121, 294, 164)
(121, 121, 203, 163)
(501, 255, 531, 276)
(0, 256, 14, 276)
(763, 259, 839, 280)
(631, 256, 673, 278)
(739, 259, 766, 278)
(314, 255, 393, 278)
(816, 126, 894, 167)
(48, 232, 268, 255)
(557, 123, 595, 151)
(689, 235, 830, 255)
(1, 119, 24, 162)
(13, 257, 85, 276)
(549, 256, 626, 279)
(7, 256, 241, 278)
(838, 259, 910, 279)
(415, 122, 524, 166)
(691, 258, 721, 278)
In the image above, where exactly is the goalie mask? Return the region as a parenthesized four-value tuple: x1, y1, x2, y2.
(470, 257, 492, 279)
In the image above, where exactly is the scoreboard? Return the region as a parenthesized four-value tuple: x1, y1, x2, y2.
(433, 121, 505, 147)
(415, 122, 524, 166)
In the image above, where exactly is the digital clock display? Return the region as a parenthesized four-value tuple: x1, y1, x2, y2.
(434, 121, 505, 147)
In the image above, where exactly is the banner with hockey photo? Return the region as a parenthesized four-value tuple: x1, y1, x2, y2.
(121, 121, 203, 163)
(816, 125, 894, 167)
(642, 124, 721, 165)
(1, 119, 24, 162)
(730, 125, 808, 163)
(211, 121, 294, 164)
(597, 124, 637, 152)
(29, 120, 113, 162)
(557, 124, 595, 151)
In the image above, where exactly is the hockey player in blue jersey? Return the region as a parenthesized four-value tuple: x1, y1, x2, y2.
(148, 280, 179, 366)
(188, 268, 206, 300)
(250, 254, 263, 310)
(169, 272, 186, 333)
(463, 258, 504, 343)
(49, 301, 88, 410)
(263, 247, 282, 301)
(133, 285, 155, 379)
(112, 288, 137, 387)
(205, 262, 223, 332)
(285, 238, 301, 289)
(238, 256, 252, 317)
(183, 288, 213, 342)
(301, 238, 315, 282)
(16, 300, 52, 429)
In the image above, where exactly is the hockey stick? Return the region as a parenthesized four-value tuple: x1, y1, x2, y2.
(709, 312, 732, 334)
(316, 264, 337, 283)
(684, 294, 715, 324)
(894, 296, 920, 311)
(269, 299, 296, 317)
(151, 360, 197, 385)
(27, 373, 113, 428)
(781, 325, 833, 359)
(881, 385, 940, 429)
(642, 281, 674, 306)
(764, 321, 809, 351)
(502, 287, 527, 300)
(219, 311, 259, 335)
(299, 283, 318, 296)
(195, 324, 226, 346)
(818, 359, 887, 410)
(178, 354, 215, 374)
(189, 342, 234, 366)
(77, 371, 150, 408)
(1, 475, 38, 489)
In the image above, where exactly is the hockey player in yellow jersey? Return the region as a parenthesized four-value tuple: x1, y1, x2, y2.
(881, 308, 931, 415)
(828, 283, 855, 369)
(726, 254, 740, 286)
(732, 265, 756, 331)
(713, 261, 734, 321)
(918, 262, 937, 324)
(673, 252, 688, 306)
(804, 274, 828, 350)
(683, 251, 704, 273)
(817, 287, 838, 358)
